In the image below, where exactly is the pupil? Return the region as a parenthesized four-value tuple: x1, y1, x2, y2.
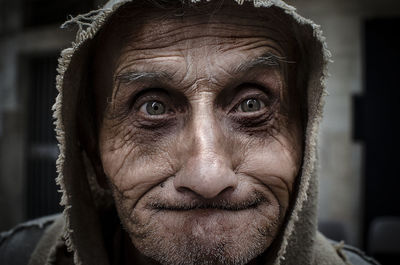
(241, 99, 260, 112)
(146, 101, 165, 115)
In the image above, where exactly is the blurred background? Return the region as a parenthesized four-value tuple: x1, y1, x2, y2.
(0, 0, 399, 263)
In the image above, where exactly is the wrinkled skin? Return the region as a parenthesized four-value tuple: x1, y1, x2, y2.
(91, 2, 303, 265)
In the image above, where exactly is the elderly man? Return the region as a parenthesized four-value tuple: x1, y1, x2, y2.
(0, 0, 378, 264)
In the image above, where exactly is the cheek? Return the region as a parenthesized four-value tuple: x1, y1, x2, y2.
(237, 134, 301, 210)
(98, 120, 180, 209)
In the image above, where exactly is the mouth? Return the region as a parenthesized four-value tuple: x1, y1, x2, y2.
(148, 192, 267, 212)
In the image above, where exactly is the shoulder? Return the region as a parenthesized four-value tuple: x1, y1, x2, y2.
(0, 214, 61, 265)
(338, 243, 381, 265)
(327, 238, 381, 265)
(314, 232, 380, 265)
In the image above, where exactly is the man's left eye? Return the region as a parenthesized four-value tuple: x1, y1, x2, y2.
(239, 98, 265, 112)
(140, 100, 166, 115)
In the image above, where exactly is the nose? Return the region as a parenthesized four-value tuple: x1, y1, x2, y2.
(174, 107, 238, 199)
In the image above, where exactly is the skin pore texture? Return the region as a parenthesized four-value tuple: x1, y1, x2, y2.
(89, 1, 304, 265)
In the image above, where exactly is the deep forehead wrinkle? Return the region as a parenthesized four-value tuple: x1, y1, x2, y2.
(128, 22, 290, 45)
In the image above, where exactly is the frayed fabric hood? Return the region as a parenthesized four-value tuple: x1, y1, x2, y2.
(27, 0, 355, 264)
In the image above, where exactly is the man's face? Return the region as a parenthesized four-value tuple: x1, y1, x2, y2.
(95, 2, 302, 265)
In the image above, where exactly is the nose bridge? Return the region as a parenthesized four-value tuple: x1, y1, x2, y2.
(174, 96, 237, 199)
(192, 100, 222, 158)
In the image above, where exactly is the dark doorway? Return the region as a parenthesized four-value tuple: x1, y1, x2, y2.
(355, 17, 400, 264)
(25, 54, 61, 219)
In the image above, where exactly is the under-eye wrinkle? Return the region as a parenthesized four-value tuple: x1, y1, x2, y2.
(229, 98, 280, 136)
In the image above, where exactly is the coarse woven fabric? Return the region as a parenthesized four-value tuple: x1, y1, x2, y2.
(18, 0, 373, 264)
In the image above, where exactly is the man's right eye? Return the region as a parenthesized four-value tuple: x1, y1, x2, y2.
(140, 100, 166, 115)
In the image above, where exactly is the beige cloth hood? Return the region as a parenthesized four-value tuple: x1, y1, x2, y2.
(44, 0, 348, 264)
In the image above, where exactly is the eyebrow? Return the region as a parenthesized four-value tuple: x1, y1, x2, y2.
(232, 52, 292, 74)
(115, 71, 171, 84)
(113, 71, 171, 100)
(114, 52, 292, 89)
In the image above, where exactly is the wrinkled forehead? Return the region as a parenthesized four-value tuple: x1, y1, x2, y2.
(96, 0, 297, 62)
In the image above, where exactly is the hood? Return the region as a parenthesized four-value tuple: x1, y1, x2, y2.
(53, 0, 333, 264)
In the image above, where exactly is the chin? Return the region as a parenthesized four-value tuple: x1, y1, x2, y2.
(122, 201, 282, 265)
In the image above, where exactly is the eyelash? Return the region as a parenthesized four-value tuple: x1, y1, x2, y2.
(128, 88, 166, 109)
(229, 84, 273, 111)
(234, 95, 267, 112)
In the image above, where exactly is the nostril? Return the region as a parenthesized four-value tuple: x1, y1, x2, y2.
(176, 186, 195, 195)
(217, 186, 235, 197)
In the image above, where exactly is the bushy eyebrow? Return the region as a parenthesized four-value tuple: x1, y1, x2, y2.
(232, 52, 291, 74)
(115, 71, 171, 84)
(113, 71, 171, 100)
